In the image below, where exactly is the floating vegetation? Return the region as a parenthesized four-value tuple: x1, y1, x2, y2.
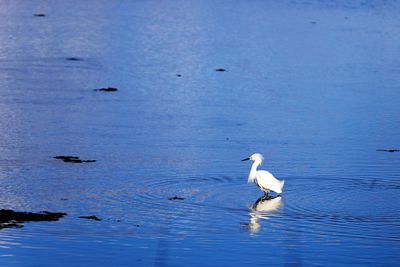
(94, 87, 118, 92)
(53, 156, 96, 163)
(79, 215, 101, 221)
(168, 196, 185, 201)
(66, 57, 83, 61)
(0, 210, 66, 229)
(376, 149, 400, 153)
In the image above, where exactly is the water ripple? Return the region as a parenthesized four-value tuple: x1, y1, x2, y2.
(282, 175, 400, 242)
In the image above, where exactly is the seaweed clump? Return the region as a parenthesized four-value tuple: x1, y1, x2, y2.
(94, 87, 118, 92)
(53, 156, 96, 163)
(0, 210, 66, 229)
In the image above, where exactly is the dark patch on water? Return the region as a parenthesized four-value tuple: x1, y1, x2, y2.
(79, 215, 101, 221)
(376, 149, 400, 152)
(66, 57, 83, 61)
(0, 210, 66, 229)
(94, 87, 118, 92)
(168, 196, 185, 201)
(53, 156, 96, 163)
(211, 177, 224, 182)
(54, 156, 79, 160)
(64, 159, 96, 163)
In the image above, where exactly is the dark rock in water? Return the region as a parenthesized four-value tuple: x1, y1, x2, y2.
(79, 215, 101, 221)
(94, 87, 118, 92)
(53, 155, 96, 163)
(0, 209, 66, 229)
(215, 68, 226, 72)
(34, 13, 46, 17)
(168, 196, 185, 201)
(376, 149, 400, 152)
(66, 57, 82, 61)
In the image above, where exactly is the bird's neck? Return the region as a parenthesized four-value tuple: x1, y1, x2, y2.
(248, 161, 261, 182)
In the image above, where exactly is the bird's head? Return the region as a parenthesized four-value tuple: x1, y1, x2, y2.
(241, 153, 264, 164)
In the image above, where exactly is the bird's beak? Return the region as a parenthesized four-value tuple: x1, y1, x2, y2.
(241, 157, 250, 161)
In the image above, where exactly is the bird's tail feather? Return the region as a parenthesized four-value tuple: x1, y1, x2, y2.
(280, 180, 285, 189)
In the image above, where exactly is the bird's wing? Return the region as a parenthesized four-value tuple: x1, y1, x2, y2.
(256, 170, 284, 193)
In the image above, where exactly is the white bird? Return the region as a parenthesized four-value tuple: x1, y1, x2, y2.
(242, 153, 284, 196)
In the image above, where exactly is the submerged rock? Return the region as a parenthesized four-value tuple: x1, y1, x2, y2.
(53, 156, 96, 163)
(0, 210, 66, 229)
(94, 87, 118, 92)
(376, 149, 400, 152)
(79, 215, 101, 221)
(168, 196, 185, 201)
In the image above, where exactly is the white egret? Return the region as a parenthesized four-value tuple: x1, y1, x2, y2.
(242, 153, 284, 196)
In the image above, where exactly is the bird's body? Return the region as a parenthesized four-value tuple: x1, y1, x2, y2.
(242, 153, 284, 195)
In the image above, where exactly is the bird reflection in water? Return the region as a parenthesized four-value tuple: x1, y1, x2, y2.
(245, 195, 282, 234)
